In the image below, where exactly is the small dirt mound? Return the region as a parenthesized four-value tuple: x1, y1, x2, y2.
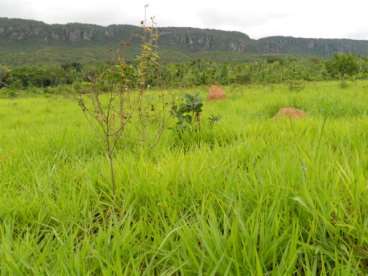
(274, 107, 307, 119)
(208, 85, 226, 101)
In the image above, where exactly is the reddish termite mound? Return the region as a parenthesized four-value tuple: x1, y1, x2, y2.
(275, 107, 307, 119)
(208, 85, 226, 101)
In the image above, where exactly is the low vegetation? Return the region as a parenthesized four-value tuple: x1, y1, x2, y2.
(1, 81, 368, 274)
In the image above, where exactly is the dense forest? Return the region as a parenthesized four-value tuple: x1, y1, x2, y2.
(0, 53, 365, 96)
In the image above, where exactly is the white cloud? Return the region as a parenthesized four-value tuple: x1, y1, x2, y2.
(0, 0, 368, 39)
(0, 0, 36, 18)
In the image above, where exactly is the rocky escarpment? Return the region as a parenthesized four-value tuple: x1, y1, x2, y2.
(1, 17, 368, 63)
(158, 27, 252, 52)
(255, 36, 368, 56)
(0, 18, 139, 45)
(0, 18, 252, 52)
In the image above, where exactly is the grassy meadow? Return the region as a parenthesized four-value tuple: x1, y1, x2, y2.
(1, 81, 368, 274)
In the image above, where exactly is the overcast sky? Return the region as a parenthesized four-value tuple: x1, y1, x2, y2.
(1, 0, 368, 40)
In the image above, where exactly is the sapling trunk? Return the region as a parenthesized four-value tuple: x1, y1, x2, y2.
(106, 134, 116, 195)
(77, 16, 164, 198)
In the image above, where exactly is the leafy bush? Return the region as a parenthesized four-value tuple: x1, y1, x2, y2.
(0, 65, 10, 88)
(326, 53, 360, 79)
(171, 93, 203, 134)
(288, 80, 305, 92)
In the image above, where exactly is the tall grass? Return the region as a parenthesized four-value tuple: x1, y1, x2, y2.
(1, 81, 368, 274)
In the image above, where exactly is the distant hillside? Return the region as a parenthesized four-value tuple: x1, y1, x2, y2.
(255, 36, 368, 56)
(1, 17, 368, 65)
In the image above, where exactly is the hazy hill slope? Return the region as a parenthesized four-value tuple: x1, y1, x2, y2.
(1, 17, 368, 64)
(255, 36, 368, 56)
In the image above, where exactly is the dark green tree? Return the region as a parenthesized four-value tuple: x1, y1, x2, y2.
(0, 65, 10, 88)
(326, 53, 360, 79)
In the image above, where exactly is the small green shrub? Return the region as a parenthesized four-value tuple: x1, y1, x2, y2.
(171, 93, 203, 134)
(7, 89, 17, 98)
(208, 114, 221, 127)
(0, 88, 17, 98)
(340, 79, 349, 89)
(288, 80, 305, 92)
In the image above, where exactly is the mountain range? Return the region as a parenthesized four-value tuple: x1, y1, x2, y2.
(1, 17, 368, 65)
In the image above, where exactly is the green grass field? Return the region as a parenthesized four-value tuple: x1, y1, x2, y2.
(1, 81, 368, 274)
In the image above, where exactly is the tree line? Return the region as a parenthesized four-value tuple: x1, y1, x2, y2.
(0, 53, 365, 92)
